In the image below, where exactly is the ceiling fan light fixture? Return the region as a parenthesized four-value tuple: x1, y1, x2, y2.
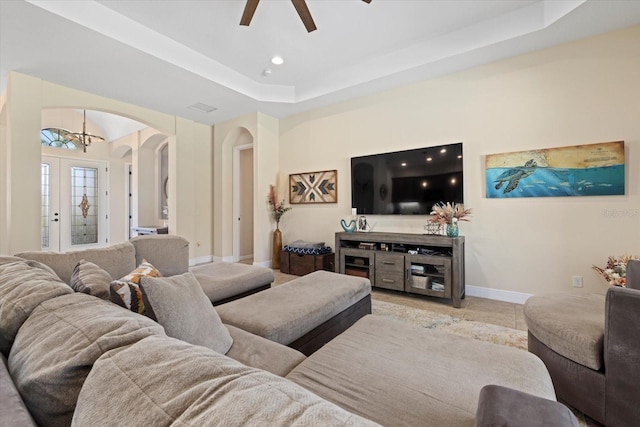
(240, 0, 370, 33)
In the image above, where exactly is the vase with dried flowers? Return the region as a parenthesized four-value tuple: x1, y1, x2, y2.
(268, 185, 291, 267)
(429, 202, 472, 237)
(592, 254, 639, 287)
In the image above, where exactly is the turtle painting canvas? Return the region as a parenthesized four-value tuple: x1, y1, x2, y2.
(485, 141, 625, 198)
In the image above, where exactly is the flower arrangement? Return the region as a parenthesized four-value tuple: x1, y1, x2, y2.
(592, 254, 640, 287)
(268, 184, 291, 229)
(429, 202, 472, 225)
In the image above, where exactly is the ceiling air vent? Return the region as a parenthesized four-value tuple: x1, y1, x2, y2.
(187, 103, 218, 113)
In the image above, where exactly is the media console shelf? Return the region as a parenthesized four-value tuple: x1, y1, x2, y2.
(335, 231, 465, 308)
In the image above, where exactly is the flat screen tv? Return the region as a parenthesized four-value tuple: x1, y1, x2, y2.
(351, 142, 463, 215)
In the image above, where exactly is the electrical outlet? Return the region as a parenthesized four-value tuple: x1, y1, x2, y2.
(572, 276, 583, 288)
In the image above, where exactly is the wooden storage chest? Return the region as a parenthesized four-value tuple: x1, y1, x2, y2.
(280, 251, 335, 276)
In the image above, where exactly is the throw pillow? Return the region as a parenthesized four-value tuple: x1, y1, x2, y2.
(139, 272, 234, 355)
(70, 259, 112, 300)
(110, 259, 161, 318)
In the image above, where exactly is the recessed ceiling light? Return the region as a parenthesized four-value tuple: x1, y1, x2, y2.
(401, 162, 407, 167)
(426, 157, 432, 162)
(271, 55, 284, 65)
(262, 68, 272, 77)
(457, 155, 463, 159)
(440, 148, 447, 154)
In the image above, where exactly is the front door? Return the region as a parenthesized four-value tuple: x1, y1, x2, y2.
(41, 156, 109, 251)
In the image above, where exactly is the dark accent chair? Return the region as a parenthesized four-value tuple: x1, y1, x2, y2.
(524, 259, 640, 426)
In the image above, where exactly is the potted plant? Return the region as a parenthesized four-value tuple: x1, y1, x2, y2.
(268, 185, 291, 266)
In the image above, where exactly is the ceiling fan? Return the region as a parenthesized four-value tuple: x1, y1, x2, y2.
(240, 0, 372, 33)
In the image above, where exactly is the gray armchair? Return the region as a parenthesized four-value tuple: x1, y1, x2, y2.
(523, 259, 640, 426)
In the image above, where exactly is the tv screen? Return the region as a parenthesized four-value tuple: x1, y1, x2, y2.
(351, 142, 463, 215)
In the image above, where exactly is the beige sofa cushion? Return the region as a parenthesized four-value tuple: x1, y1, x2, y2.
(1, 354, 37, 427)
(139, 272, 233, 354)
(191, 262, 274, 303)
(0, 261, 71, 356)
(287, 315, 555, 427)
(16, 241, 137, 285)
(70, 260, 111, 300)
(0, 255, 60, 278)
(224, 324, 305, 376)
(9, 293, 164, 427)
(130, 235, 189, 277)
(72, 335, 379, 427)
(524, 293, 605, 370)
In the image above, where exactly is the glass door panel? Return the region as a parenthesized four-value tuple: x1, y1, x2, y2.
(41, 156, 108, 251)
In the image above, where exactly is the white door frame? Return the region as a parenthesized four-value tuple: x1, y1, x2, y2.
(42, 155, 109, 251)
(233, 143, 253, 262)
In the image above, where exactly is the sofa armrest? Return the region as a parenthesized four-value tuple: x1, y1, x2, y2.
(130, 235, 189, 277)
(625, 259, 640, 290)
(604, 286, 640, 426)
(475, 385, 578, 427)
(1, 354, 37, 427)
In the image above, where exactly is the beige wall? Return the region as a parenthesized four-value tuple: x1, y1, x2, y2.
(0, 73, 213, 261)
(277, 25, 640, 298)
(213, 112, 279, 266)
(4, 24, 638, 299)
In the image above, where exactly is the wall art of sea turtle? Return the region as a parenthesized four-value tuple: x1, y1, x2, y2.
(493, 159, 538, 193)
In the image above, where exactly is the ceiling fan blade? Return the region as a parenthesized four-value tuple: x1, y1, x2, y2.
(240, 0, 260, 26)
(291, 0, 317, 32)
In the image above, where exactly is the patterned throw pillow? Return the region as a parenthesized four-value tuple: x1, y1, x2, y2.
(110, 260, 161, 319)
(70, 260, 112, 300)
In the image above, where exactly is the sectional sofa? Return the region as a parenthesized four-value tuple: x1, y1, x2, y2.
(1, 235, 576, 426)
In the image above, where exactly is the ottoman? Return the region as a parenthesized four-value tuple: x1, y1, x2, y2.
(190, 262, 273, 305)
(286, 315, 556, 427)
(216, 270, 371, 355)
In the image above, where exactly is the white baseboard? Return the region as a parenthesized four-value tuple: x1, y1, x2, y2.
(190, 255, 267, 266)
(189, 255, 213, 266)
(239, 254, 253, 261)
(465, 285, 532, 305)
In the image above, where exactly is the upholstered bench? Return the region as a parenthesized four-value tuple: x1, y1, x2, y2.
(190, 262, 273, 305)
(286, 314, 557, 427)
(523, 292, 609, 423)
(216, 270, 371, 355)
(524, 293, 605, 372)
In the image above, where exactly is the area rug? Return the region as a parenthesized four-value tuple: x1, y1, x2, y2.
(371, 299, 528, 351)
(371, 299, 597, 426)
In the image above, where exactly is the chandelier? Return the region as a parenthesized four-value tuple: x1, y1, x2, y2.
(67, 110, 105, 153)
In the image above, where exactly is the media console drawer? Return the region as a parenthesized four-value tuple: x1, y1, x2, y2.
(375, 270, 405, 291)
(375, 252, 404, 272)
(280, 251, 334, 276)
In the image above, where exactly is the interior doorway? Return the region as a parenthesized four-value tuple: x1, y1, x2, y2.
(233, 144, 254, 263)
(41, 156, 108, 251)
